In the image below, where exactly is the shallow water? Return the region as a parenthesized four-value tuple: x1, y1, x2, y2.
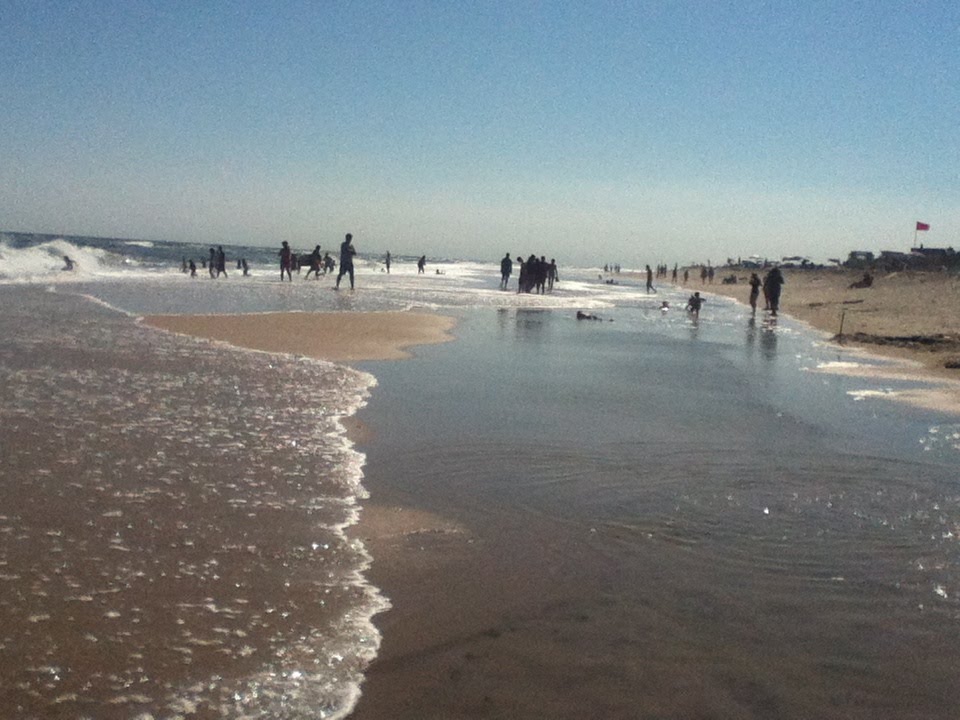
(356, 307, 960, 718)
(0, 287, 384, 719)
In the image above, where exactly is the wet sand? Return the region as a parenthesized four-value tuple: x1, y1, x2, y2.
(142, 311, 457, 362)
(673, 268, 960, 415)
(679, 268, 960, 377)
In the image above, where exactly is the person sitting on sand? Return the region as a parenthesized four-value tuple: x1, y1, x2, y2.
(62, 255, 75, 271)
(849, 272, 873, 289)
(687, 291, 703, 316)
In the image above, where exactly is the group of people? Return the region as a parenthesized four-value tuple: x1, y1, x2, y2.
(181, 249, 250, 278)
(746, 267, 785, 316)
(500, 253, 559, 293)
(278, 242, 337, 281)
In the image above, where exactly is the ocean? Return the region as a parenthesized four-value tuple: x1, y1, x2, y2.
(2, 233, 960, 718)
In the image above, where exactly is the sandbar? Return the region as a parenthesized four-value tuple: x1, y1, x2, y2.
(141, 311, 457, 362)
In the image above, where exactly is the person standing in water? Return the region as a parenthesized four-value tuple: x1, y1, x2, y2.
(646, 264, 655, 293)
(417, 255, 426, 274)
(764, 266, 785, 316)
(216, 246, 228, 278)
(500, 253, 512, 289)
(279, 241, 293, 281)
(304, 245, 323, 279)
(385, 251, 391, 273)
(748, 273, 762, 314)
(335, 233, 357, 289)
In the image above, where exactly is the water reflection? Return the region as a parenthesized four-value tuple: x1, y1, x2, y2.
(515, 308, 550, 342)
(760, 318, 778, 360)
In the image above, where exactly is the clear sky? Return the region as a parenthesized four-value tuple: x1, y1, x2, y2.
(2, 1, 958, 266)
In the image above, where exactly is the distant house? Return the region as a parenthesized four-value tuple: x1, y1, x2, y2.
(844, 251, 875, 268)
(877, 251, 915, 271)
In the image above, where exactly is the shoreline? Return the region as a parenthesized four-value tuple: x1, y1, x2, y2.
(666, 267, 960, 416)
(673, 267, 960, 376)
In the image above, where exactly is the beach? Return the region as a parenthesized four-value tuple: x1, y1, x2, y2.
(679, 267, 960, 377)
(4, 257, 960, 719)
(675, 267, 960, 415)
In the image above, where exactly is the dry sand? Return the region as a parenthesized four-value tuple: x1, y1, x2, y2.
(142, 310, 457, 362)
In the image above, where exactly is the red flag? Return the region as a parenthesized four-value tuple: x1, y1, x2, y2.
(916, 221, 930, 231)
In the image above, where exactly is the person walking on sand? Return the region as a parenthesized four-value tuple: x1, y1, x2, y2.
(646, 264, 656, 294)
(748, 272, 762, 314)
(500, 253, 512, 289)
(764, 266, 784, 316)
(336, 233, 357, 290)
(279, 241, 293, 281)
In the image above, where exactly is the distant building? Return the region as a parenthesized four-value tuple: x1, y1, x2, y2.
(844, 251, 875, 269)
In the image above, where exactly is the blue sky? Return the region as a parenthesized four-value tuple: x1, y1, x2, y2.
(2, 1, 957, 266)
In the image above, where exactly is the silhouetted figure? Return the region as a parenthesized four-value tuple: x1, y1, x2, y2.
(62, 255, 75, 271)
(336, 233, 356, 289)
(385, 251, 391, 273)
(323, 253, 334, 274)
(687, 291, 703, 317)
(764, 267, 784, 316)
(500, 253, 512, 289)
(279, 241, 293, 281)
(548, 259, 558, 291)
(208, 248, 216, 278)
(417, 255, 426, 274)
(216, 246, 227, 278)
(181, 257, 188, 273)
(536, 255, 548, 294)
(748, 273, 761, 314)
(305, 245, 323, 279)
(241, 258, 249, 276)
(526, 254, 538, 293)
(849, 272, 873, 289)
(646, 265, 655, 293)
(189, 259, 197, 277)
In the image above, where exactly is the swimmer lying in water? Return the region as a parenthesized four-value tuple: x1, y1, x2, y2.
(577, 311, 612, 322)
